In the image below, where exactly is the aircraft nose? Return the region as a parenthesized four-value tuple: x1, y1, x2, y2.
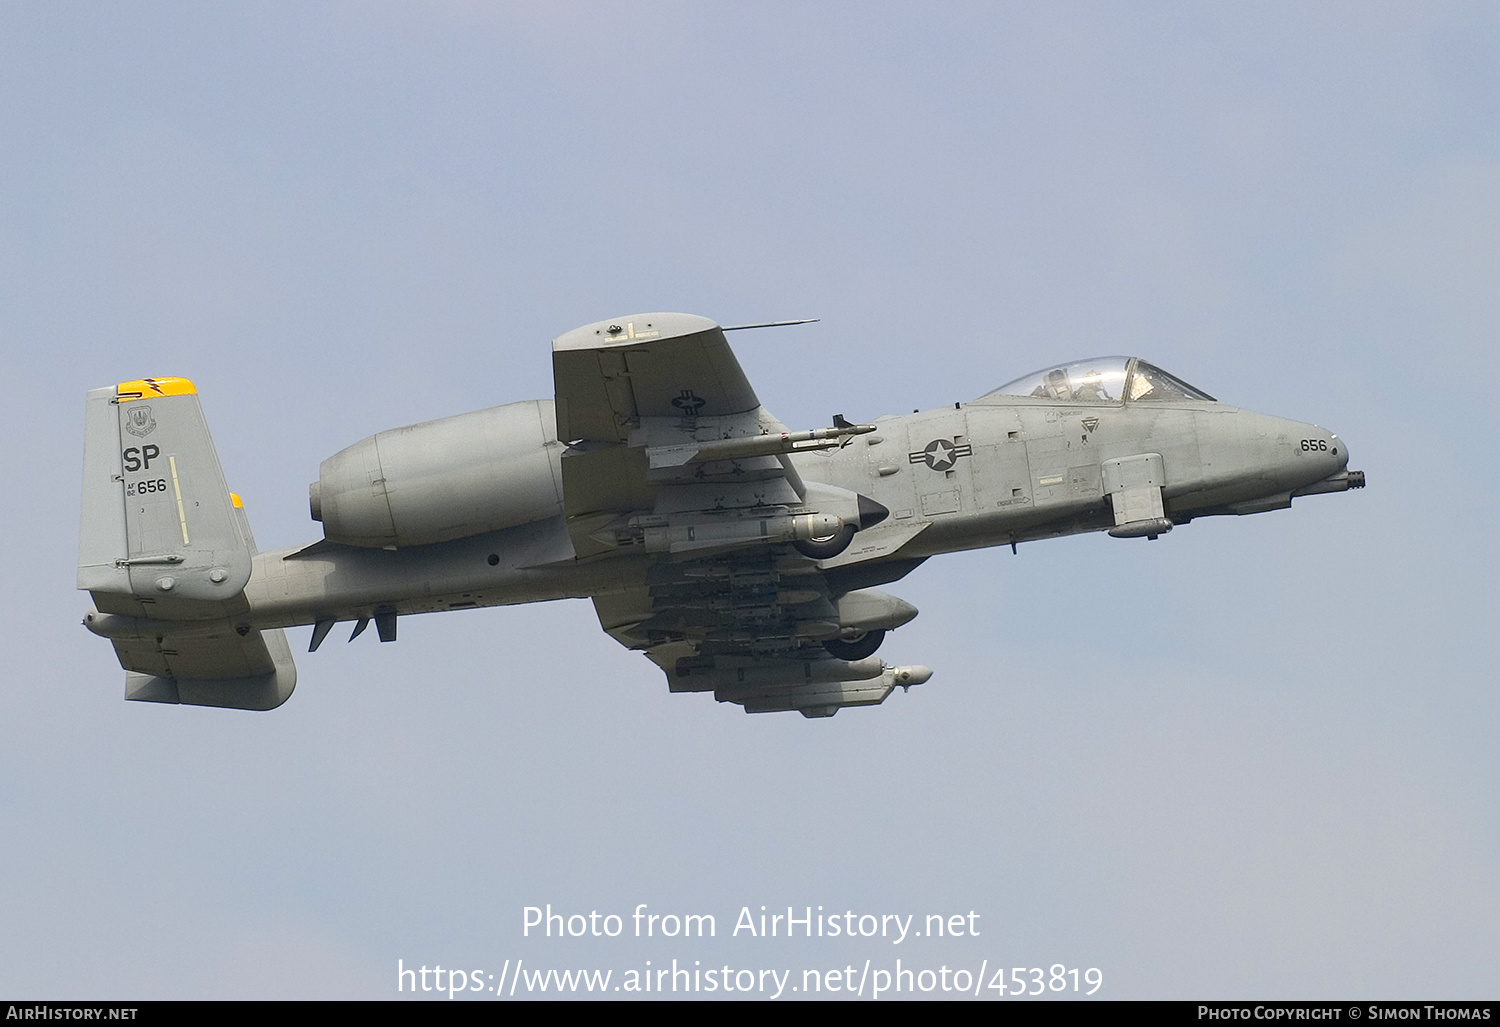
(1288, 427, 1364, 500)
(1327, 430, 1349, 472)
(1199, 411, 1362, 507)
(1242, 417, 1348, 494)
(1291, 424, 1345, 480)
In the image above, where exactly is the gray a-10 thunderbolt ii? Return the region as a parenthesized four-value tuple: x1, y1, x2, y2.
(78, 312, 1363, 718)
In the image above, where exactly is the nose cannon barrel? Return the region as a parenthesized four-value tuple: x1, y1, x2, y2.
(1293, 468, 1366, 497)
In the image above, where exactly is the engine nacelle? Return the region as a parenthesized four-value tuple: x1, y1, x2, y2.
(310, 400, 564, 548)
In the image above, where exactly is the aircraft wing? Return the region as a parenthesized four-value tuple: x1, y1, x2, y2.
(552, 313, 929, 717)
(553, 313, 762, 444)
(553, 313, 804, 560)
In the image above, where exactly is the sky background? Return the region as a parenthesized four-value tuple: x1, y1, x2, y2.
(2, 1, 1496, 1000)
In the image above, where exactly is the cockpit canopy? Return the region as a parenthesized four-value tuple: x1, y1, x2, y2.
(983, 356, 1215, 404)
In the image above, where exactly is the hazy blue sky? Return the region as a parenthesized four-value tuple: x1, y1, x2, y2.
(2, 1, 1496, 999)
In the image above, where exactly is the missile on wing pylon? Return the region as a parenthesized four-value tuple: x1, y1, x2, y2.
(647, 422, 877, 468)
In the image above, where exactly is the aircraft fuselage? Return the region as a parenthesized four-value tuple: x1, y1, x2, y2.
(240, 394, 1353, 635)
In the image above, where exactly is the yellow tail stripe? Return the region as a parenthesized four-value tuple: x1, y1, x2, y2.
(117, 377, 197, 401)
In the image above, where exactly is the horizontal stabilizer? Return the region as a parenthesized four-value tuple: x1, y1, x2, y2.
(119, 623, 297, 711)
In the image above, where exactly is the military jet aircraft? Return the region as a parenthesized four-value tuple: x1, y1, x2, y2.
(78, 313, 1363, 718)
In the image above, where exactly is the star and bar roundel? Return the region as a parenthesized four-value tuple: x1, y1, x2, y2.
(909, 438, 973, 471)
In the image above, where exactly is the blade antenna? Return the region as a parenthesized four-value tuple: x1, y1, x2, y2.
(720, 319, 819, 332)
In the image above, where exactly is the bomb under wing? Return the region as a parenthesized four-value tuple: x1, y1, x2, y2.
(78, 314, 1363, 717)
